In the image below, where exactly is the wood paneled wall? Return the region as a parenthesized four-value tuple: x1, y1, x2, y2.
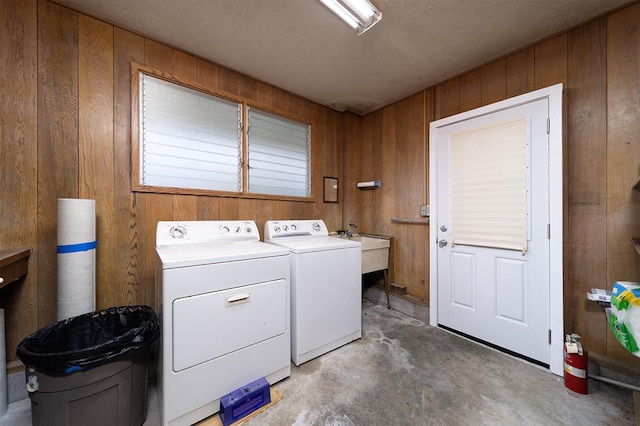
(343, 92, 430, 302)
(1, 0, 344, 365)
(346, 3, 640, 370)
(2, 0, 639, 373)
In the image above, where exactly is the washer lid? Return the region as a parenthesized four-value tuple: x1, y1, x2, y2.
(156, 240, 289, 269)
(266, 235, 360, 254)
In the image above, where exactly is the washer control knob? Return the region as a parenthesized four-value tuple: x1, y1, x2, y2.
(234, 226, 242, 233)
(220, 225, 230, 234)
(274, 226, 281, 233)
(283, 225, 289, 232)
(312, 222, 321, 232)
(245, 227, 253, 234)
(169, 225, 187, 239)
(291, 224, 298, 231)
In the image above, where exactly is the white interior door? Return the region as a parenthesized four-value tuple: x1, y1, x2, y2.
(429, 85, 564, 375)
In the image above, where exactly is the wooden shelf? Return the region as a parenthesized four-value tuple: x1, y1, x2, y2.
(0, 249, 30, 289)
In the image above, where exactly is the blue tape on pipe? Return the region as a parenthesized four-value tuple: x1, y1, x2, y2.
(57, 240, 98, 254)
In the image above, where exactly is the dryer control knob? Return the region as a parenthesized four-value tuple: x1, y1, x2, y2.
(312, 222, 321, 232)
(169, 225, 187, 239)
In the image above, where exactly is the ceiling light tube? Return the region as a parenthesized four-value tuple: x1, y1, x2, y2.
(318, 0, 382, 35)
(343, 0, 376, 21)
(318, 0, 360, 29)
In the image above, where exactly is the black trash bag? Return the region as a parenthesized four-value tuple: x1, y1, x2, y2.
(17, 305, 160, 375)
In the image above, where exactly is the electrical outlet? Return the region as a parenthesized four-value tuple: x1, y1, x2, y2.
(420, 205, 430, 217)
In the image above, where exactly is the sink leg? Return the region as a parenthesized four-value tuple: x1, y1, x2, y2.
(383, 269, 391, 309)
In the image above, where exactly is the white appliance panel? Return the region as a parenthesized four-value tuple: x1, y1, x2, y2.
(156, 241, 288, 269)
(161, 255, 290, 298)
(264, 218, 362, 366)
(172, 279, 286, 371)
(155, 220, 291, 426)
(272, 236, 360, 253)
(292, 247, 361, 357)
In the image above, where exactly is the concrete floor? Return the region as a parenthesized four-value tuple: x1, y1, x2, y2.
(3, 300, 637, 425)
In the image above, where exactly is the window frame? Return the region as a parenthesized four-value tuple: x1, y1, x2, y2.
(131, 64, 314, 202)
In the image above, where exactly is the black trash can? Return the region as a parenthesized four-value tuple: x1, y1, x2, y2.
(17, 305, 160, 426)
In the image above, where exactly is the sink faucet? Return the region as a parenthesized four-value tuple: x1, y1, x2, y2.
(337, 229, 352, 238)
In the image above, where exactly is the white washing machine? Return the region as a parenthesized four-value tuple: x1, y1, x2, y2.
(264, 219, 361, 366)
(155, 220, 290, 426)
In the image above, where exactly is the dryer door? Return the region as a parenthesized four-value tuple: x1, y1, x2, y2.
(172, 279, 287, 372)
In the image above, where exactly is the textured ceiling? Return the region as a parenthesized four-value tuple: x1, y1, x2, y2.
(53, 0, 631, 115)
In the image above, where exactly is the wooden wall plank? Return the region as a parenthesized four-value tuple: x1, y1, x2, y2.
(506, 46, 535, 98)
(220, 198, 240, 219)
(114, 28, 144, 306)
(566, 18, 608, 354)
(78, 15, 115, 310)
(356, 113, 376, 232)
(197, 197, 220, 220)
(605, 3, 640, 363)
(459, 69, 482, 112)
(481, 59, 506, 105)
(36, 0, 77, 327)
(342, 113, 362, 231)
(0, 0, 38, 364)
(535, 34, 568, 89)
(434, 78, 459, 120)
(139, 193, 172, 311)
(173, 196, 198, 221)
(195, 58, 220, 90)
(219, 68, 258, 102)
(394, 93, 427, 301)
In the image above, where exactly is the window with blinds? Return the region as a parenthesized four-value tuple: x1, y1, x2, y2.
(137, 72, 312, 199)
(140, 74, 242, 192)
(247, 107, 311, 197)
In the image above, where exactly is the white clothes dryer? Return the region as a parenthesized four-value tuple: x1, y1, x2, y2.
(264, 219, 361, 366)
(155, 220, 290, 426)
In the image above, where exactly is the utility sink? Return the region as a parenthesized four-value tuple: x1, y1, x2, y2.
(334, 232, 392, 308)
(356, 235, 390, 274)
(335, 233, 390, 274)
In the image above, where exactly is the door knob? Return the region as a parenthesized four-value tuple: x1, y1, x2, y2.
(438, 239, 448, 248)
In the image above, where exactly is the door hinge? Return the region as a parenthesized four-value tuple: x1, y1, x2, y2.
(548, 329, 552, 345)
(547, 224, 551, 239)
(547, 118, 550, 134)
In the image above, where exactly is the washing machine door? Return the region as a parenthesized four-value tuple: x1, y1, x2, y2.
(172, 279, 287, 372)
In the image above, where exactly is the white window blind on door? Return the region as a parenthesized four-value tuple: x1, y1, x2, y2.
(450, 118, 528, 252)
(140, 73, 242, 192)
(247, 107, 310, 197)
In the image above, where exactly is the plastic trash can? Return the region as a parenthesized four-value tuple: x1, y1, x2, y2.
(16, 305, 160, 426)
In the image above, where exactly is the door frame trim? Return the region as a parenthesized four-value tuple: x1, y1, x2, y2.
(428, 83, 564, 376)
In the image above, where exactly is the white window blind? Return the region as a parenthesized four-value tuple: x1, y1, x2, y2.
(450, 118, 528, 252)
(140, 73, 242, 192)
(247, 107, 310, 197)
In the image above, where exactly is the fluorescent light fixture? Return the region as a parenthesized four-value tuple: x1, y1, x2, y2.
(318, 0, 382, 35)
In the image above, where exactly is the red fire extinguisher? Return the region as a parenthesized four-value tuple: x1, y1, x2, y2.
(564, 333, 588, 394)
